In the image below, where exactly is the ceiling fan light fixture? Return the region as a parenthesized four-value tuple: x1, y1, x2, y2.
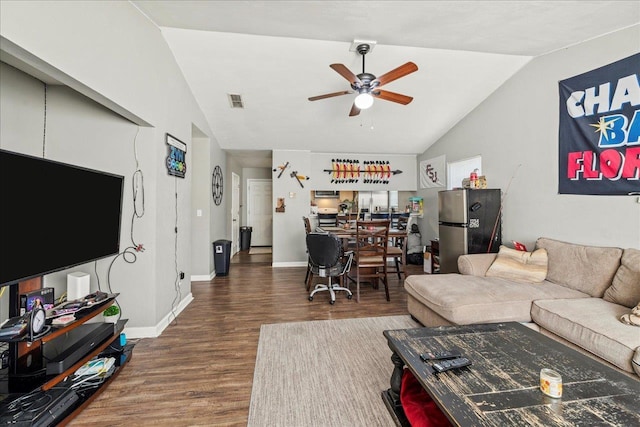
(354, 92, 374, 109)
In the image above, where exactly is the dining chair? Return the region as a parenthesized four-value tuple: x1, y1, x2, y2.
(387, 226, 408, 280)
(352, 219, 391, 302)
(303, 216, 314, 291)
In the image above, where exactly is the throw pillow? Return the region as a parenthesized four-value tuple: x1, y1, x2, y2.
(619, 301, 640, 327)
(603, 248, 640, 308)
(485, 245, 548, 283)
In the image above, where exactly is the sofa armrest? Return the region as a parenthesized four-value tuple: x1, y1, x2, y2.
(458, 253, 497, 276)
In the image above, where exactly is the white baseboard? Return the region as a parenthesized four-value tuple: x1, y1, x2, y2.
(123, 292, 194, 339)
(191, 271, 214, 281)
(272, 261, 308, 268)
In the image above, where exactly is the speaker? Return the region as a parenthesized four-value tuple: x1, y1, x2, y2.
(67, 272, 90, 301)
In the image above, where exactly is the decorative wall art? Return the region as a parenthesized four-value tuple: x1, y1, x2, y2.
(323, 158, 403, 184)
(272, 162, 290, 178)
(290, 171, 310, 188)
(273, 161, 310, 188)
(558, 53, 639, 195)
(165, 133, 187, 178)
(212, 165, 223, 205)
(420, 155, 446, 189)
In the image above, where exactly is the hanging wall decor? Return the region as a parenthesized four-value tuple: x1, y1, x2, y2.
(165, 133, 187, 178)
(558, 53, 639, 195)
(323, 158, 402, 184)
(212, 165, 223, 205)
(272, 162, 290, 178)
(290, 171, 310, 188)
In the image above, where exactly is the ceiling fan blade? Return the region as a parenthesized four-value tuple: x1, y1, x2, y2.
(308, 90, 351, 101)
(349, 103, 361, 117)
(330, 64, 362, 85)
(374, 62, 418, 87)
(373, 89, 414, 105)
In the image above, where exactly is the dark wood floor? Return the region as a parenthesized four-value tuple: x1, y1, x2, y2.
(69, 251, 422, 426)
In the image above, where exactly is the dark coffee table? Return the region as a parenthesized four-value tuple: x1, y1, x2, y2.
(382, 322, 640, 426)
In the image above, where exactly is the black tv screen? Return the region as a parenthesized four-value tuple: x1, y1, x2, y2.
(0, 149, 124, 287)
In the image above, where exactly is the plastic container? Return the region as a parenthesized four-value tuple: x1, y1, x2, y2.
(213, 239, 232, 276)
(240, 226, 252, 251)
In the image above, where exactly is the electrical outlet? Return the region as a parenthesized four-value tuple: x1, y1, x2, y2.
(179, 271, 185, 280)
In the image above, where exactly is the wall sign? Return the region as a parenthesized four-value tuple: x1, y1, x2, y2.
(558, 53, 639, 195)
(420, 155, 446, 189)
(165, 133, 187, 178)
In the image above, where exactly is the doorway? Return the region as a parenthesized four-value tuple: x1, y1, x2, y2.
(247, 179, 272, 247)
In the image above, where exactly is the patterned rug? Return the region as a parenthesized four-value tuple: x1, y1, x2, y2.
(248, 315, 420, 426)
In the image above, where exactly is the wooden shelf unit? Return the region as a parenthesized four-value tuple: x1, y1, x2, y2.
(1, 277, 133, 424)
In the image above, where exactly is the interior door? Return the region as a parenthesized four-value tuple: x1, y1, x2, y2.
(231, 172, 240, 254)
(248, 179, 272, 246)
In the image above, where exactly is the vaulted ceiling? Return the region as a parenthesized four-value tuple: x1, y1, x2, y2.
(132, 1, 640, 167)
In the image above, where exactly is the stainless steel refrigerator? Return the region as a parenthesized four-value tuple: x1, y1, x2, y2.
(438, 189, 502, 273)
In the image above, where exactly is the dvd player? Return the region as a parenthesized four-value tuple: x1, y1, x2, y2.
(43, 323, 114, 375)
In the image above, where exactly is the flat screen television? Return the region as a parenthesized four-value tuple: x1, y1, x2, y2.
(0, 149, 124, 287)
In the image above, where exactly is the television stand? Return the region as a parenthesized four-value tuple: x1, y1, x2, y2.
(1, 276, 135, 425)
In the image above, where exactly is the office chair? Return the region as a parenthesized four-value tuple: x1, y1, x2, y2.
(306, 232, 354, 304)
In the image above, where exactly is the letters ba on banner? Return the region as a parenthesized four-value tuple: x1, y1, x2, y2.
(558, 53, 639, 195)
(166, 133, 187, 178)
(420, 155, 446, 189)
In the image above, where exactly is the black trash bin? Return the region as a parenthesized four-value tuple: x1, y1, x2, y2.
(240, 226, 252, 251)
(213, 239, 232, 276)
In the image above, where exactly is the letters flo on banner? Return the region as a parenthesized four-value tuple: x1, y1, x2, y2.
(420, 155, 446, 189)
(558, 53, 639, 195)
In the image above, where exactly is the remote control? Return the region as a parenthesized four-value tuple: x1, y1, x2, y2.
(420, 350, 462, 361)
(432, 357, 472, 373)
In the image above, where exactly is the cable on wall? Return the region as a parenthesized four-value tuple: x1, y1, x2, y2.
(95, 126, 145, 323)
(42, 83, 47, 158)
(169, 176, 182, 327)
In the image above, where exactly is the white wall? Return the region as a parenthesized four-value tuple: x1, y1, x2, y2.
(0, 1, 223, 337)
(417, 25, 640, 250)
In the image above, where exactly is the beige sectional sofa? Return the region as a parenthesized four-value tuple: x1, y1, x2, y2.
(405, 237, 640, 377)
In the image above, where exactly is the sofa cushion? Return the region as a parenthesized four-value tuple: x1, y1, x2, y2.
(485, 245, 548, 283)
(458, 253, 497, 276)
(404, 274, 589, 325)
(535, 237, 622, 297)
(531, 298, 640, 374)
(603, 248, 640, 308)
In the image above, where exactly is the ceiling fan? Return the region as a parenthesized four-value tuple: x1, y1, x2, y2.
(308, 43, 418, 117)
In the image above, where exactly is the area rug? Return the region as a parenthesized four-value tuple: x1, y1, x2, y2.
(249, 246, 272, 254)
(248, 315, 420, 426)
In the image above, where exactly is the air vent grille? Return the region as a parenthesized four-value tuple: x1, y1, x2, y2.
(228, 93, 244, 109)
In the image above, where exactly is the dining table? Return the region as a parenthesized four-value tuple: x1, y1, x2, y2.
(318, 225, 408, 301)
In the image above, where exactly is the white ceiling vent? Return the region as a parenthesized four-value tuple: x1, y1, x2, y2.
(227, 93, 244, 109)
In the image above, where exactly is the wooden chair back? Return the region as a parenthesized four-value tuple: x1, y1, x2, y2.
(302, 216, 312, 234)
(355, 219, 390, 260)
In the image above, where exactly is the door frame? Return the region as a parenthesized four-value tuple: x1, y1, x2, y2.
(247, 178, 272, 246)
(231, 172, 240, 254)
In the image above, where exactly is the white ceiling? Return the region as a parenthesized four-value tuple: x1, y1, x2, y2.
(132, 1, 640, 168)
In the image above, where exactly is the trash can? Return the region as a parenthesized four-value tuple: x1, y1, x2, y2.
(213, 239, 232, 276)
(240, 226, 252, 251)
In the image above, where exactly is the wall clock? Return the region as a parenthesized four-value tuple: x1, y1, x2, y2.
(28, 305, 47, 341)
(212, 165, 223, 205)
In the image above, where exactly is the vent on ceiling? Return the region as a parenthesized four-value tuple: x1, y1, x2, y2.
(227, 93, 244, 109)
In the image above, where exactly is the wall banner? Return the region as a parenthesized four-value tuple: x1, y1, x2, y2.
(558, 53, 639, 195)
(420, 155, 446, 189)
